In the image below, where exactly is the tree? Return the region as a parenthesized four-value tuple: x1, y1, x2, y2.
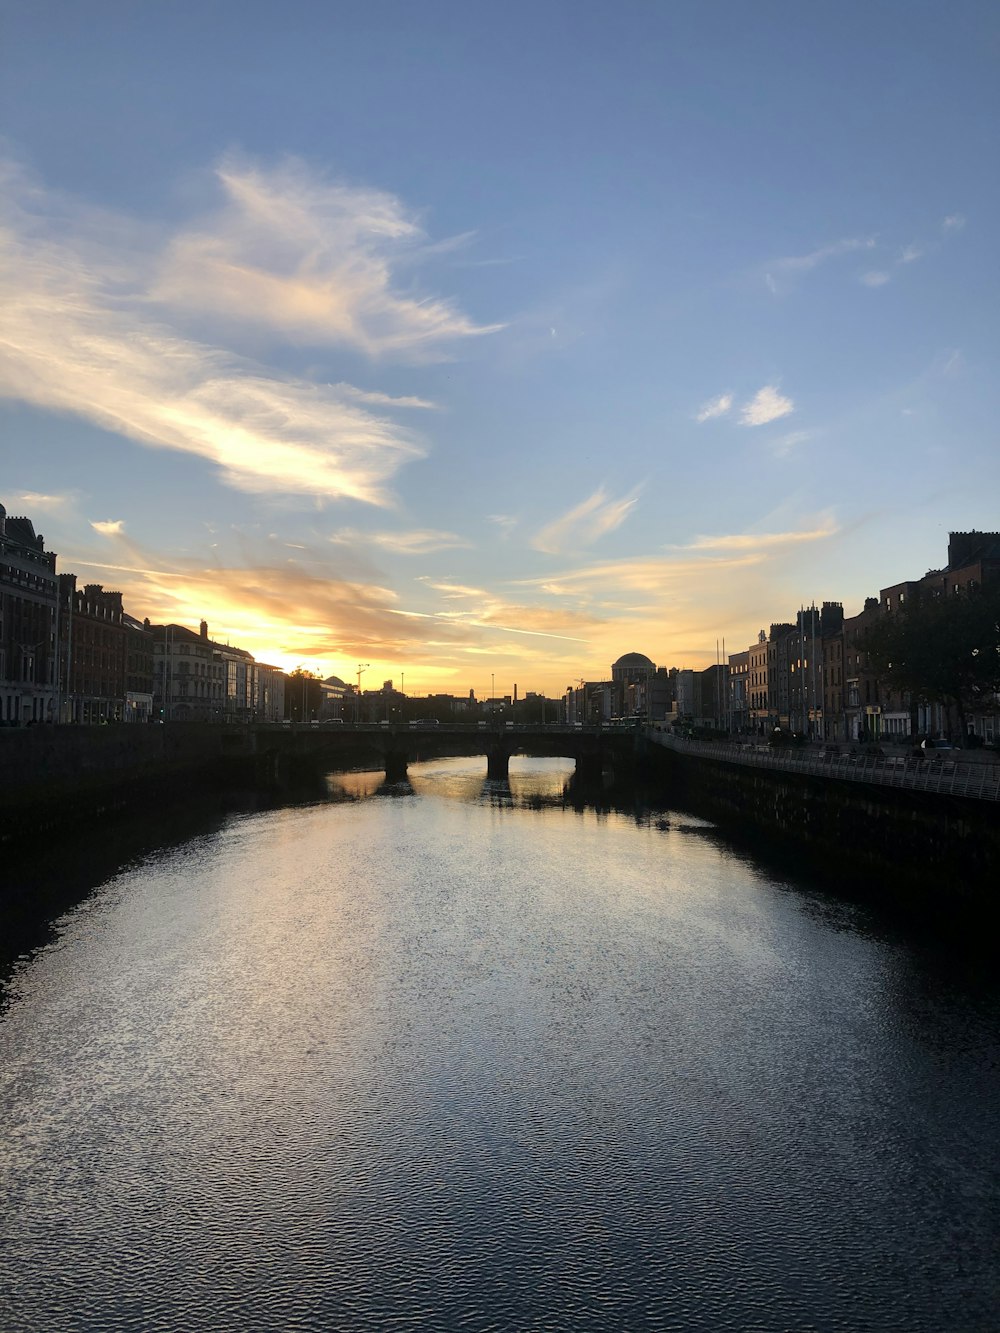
(287, 668, 323, 722)
(859, 585, 1000, 737)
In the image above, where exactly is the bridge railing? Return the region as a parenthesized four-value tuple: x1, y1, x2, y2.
(269, 722, 610, 735)
(645, 731, 1000, 803)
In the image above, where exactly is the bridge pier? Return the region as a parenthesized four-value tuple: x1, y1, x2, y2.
(384, 749, 409, 783)
(487, 745, 510, 780)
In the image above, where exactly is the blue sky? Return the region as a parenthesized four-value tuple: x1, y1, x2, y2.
(2, 1, 998, 695)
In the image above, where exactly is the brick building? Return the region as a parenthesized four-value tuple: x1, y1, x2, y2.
(58, 577, 129, 723)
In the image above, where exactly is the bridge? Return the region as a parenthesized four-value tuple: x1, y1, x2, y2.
(222, 721, 641, 783)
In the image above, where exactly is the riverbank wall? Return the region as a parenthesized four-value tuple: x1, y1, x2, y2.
(640, 741, 999, 913)
(0, 724, 234, 842)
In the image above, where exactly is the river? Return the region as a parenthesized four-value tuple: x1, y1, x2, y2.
(1, 756, 997, 1331)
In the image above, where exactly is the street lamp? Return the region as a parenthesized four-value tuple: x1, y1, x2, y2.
(356, 663, 369, 724)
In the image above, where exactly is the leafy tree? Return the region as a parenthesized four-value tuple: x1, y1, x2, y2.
(859, 585, 1000, 736)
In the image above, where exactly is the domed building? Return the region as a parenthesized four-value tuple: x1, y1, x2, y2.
(611, 652, 656, 683)
(609, 652, 666, 722)
(319, 674, 351, 720)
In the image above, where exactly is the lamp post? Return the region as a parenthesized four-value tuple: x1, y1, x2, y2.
(356, 662, 369, 724)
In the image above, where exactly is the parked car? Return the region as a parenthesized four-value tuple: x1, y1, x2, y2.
(921, 737, 954, 751)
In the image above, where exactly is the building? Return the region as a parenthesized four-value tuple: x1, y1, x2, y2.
(0, 503, 58, 724)
(822, 630, 845, 741)
(58, 577, 128, 724)
(766, 623, 797, 730)
(318, 675, 351, 721)
(151, 623, 283, 723)
(785, 606, 824, 739)
(151, 621, 227, 721)
(674, 669, 699, 722)
(256, 664, 285, 722)
(611, 652, 657, 718)
(747, 631, 769, 733)
(123, 614, 154, 722)
(698, 664, 729, 730)
(727, 650, 749, 732)
(564, 680, 612, 724)
(217, 640, 256, 722)
(841, 598, 882, 742)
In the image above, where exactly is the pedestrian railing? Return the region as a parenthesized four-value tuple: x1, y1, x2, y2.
(646, 732, 1000, 803)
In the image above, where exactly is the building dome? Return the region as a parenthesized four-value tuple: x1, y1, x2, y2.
(324, 675, 347, 688)
(612, 652, 655, 671)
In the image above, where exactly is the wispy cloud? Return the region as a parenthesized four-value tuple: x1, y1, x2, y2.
(939, 348, 963, 377)
(333, 384, 439, 410)
(695, 392, 732, 423)
(942, 213, 966, 232)
(532, 486, 640, 554)
(91, 519, 126, 536)
(329, 527, 470, 554)
(898, 244, 923, 264)
(420, 579, 488, 599)
(15, 491, 72, 511)
(149, 156, 504, 358)
(764, 236, 874, 292)
(739, 385, 794, 427)
(0, 155, 495, 504)
(519, 551, 767, 597)
(860, 270, 891, 287)
(674, 519, 837, 552)
(770, 430, 811, 457)
(489, 514, 518, 536)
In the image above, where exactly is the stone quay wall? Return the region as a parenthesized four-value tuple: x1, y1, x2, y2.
(642, 740, 999, 910)
(1, 724, 229, 841)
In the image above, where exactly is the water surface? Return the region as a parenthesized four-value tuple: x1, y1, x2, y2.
(1, 757, 997, 1331)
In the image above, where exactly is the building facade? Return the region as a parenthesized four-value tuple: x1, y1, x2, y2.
(58, 577, 129, 724)
(0, 504, 58, 724)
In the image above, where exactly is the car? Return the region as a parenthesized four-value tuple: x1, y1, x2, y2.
(921, 737, 954, 751)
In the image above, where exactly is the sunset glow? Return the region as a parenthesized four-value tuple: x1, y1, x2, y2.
(2, 6, 996, 697)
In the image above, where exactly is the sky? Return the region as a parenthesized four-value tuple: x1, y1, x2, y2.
(2, 1, 998, 697)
